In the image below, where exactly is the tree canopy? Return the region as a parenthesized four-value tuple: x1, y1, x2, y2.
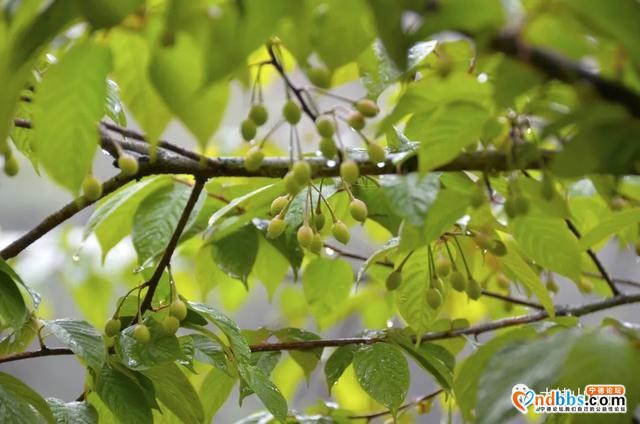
(1, 0, 640, 423)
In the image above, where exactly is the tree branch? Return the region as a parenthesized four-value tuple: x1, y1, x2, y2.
(492, 32, 640, 119)
(138, 178, 206, 313)
(348, 389, 444, 421)
(3, 293, 639, 364)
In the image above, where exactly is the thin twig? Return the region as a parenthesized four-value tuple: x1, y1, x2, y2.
(348, 389, 444, 421)
(481, 290, 544, 310)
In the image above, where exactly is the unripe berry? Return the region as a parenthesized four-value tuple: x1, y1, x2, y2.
(162, 316, 180, 334)
(297, 225, 313, 248)
(489, 240, 507, 257)
(514, 196, 530, 215)
(82, 175, 103, 201)
(470, 185, 485, 209)
(496, 274, 510, 289)
(314, 212, 326, 230)
(169, 300, 188, 320)
(267, 217, 286, 239)
(386, 271, 403, 291)
(244, 146, 264, 171)
(133, 324, 151, 343)
(3, 154, 19, 177)
(474, 233, 494, 250)
(610, 196, 627, 211)
(577, 278, 593, 294)
(315, 116, 335, 138)
(309, 233, 323, 254)
(118, 154, 139, 176)
(355, 99, 379, 117)
(240, 119, 257, 141)
(347, 112, 365, 131)
(426, 288, 443, 309)
(270, 195, 289, 216)
(504, 198, 518, 219)
(104, 318, 121, 337)
(249, 104, 268, 126)
(466, 278, 482, 300)
(340, 159, 359, 184)
(292, 160, 311, 185)
(331, 221, 350, 244)
(546, 278, 559, 293)
(283, 100, 301, 124)
(366, 142, 385, 164)
(284, 171, 302, 195)
(349, 199, 368, 222)
(435, 257, 451, 277)
(450, 271, 467, 292)
(319, 137, 337, 158)
(307, 66, 331, 88)
(432, 277, 445, 293)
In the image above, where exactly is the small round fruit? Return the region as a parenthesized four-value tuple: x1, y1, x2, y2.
(319, 137, 338, 158)
(297, 225, 313, 248)
(434, 58, 453, 77)
(366, 142, 385, 164)
(118, 154, 138, 176)
(433, 277, 445, 292)
(267, 217, 286, 239)
(514, 196, 530, 215)
(162, 316, 180, 334)
(489, 240, 507, 256)
(504, 198, 518, 219)
(340, 159, 359, 184)
(249, 104, 268, 126)
(104, 318, 121, 337)
(426, 288, 443, 309)
(82, 175, 103, 201)
(331, 221, 350, 244)
(349, 199, 368, 222)
(577, 278, 593, 294)
(3, 154, 19, 177)
(496, 274, 510, 289)
(284, 171, 302, 195)
(309, 233, 323, 254)
(292, 160, 311, 185)
(315, 116, 335, 138)
(450, 271, 467, 292)
(169, 300, 188, 320)
(386, 270, 403, 291)
(240, 119, 257, 141)
(347, 112, 365, 131)
(546, 278, 559, 293)
(466, 278, 482, 300)
(270, 195, 289, 216)
(244, 146, 264, 171)
(283, 100, 301, 124)
(474, 233, 494, 250)
(314, 212, 326, 230)
(307, 66, 331, 88)
(355, 99, 379, 117)
(610, 196, 627, 211)
(470, 185, 485, 209)
(133, 324, 151, 343)
(435, 257, 451, 277)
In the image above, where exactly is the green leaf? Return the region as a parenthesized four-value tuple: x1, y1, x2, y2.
(78, 0, 143, 29)
(32, 41, 111, 193)
(579, 208, 640, 250)
(454, 327, 537, 421)
(253, 237, 291, 299)
(353, 343, 409, 415)
(394, 247, 434, 336)
(211, 224, 259, 286)
(188, 302, 252, 362)
(499, 239, 555, 315)
(416, 0, 504, 35)
(409, 101, 490, 173)
(0, 259, 39, 309)
(493, 57, 544, 108)
(142, 363, 204, 424)
(180, 334, 228, 372)
(46, 399, 97, 424)
(0, 371, 55, 423)
(237, 363, 288, 422)
(115, 318, 182, 370)
(104, 79, 126, 126)
(510, 214, 581, 281)
(422, 189, 470, 244)
(132, 182, 205, 265)
(380, 173, 440, 226)
(240, 351, 282, 402)
(108, 29, 171, 142)
(302, 258, 354, 323)
(356, 237, 398, 284)
(273, 328, 323, 381)
(0, 317, 38, 356)
(149, 34, 229, 148)
(324, 345, 357, 392)
(43, 319, 106, 371)
(0, 270, 28, 331)
(389, 333, 454, 391)
(95, 364, 154, 424)
(199, 367, 237, 423)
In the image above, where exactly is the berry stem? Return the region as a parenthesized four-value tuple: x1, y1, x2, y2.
(310, 183, 337, 222)
(453, 235, 473, 279)
(443, 240, 458, 271)
(396, 250, 414, 272)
